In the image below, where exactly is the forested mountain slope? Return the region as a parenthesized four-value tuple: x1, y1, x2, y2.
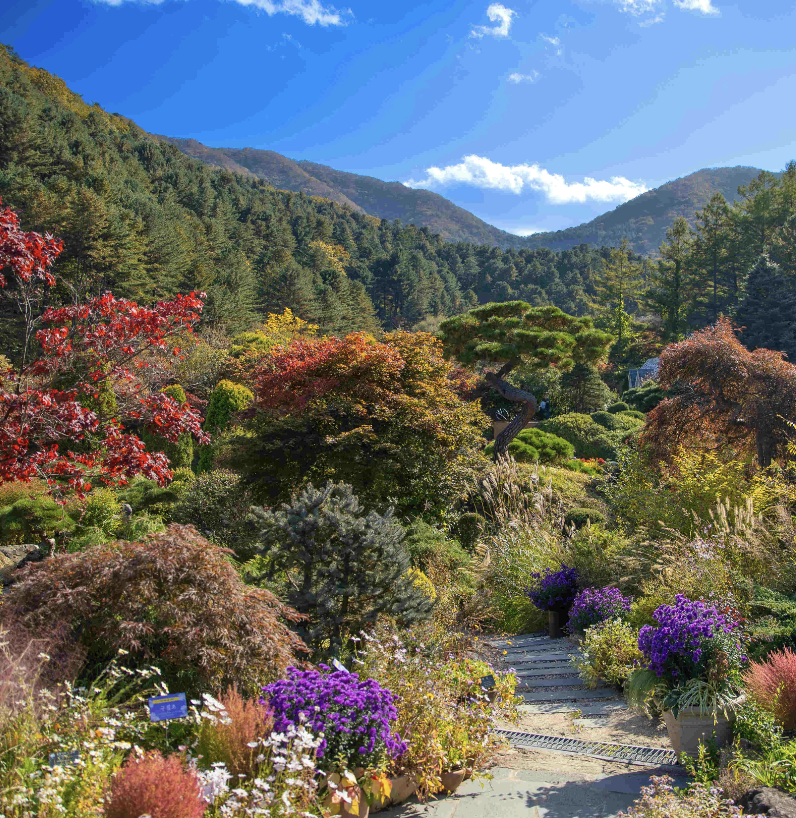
(0, 44, 613, 350)
(161, 138, 768, 256)
(525, 167, 767, 255)
(158, 136, 522, 247)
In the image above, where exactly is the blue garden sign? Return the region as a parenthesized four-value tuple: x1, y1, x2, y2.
(148, 692, 188, 722)
(332, 658, 349, 674)
(479, 674, 496, 690)
(49, 750, 80, 767)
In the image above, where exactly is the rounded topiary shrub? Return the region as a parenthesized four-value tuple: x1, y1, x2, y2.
(619, 409, 645, 421)
(538, 414, 622, 460)
(486, 428, 574, 465)
(454, 512, 486, 552)
(607, 402, 629, 414)
(565, 507, 606, 529)
(197, 379, 254, 472)
(590, 411, 623, 431)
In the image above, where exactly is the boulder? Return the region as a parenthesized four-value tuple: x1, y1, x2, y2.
(0, 541, 51, 586)
(738, 788, 796, 818)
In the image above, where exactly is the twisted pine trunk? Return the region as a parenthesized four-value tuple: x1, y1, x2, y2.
(485, 371, 538, 460)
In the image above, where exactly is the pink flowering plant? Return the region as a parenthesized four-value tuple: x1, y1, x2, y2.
(629, 595, 747, 716)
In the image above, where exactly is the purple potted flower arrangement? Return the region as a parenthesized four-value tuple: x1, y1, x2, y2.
(568, 586, 633, 636)
(527, 565, 579, 638)
(628, 595, 747, 759)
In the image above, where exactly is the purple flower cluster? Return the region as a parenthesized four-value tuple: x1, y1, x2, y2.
(638, 595, 738, 682)
(569, 586, 632, 635)
(262, 666, 406, 769)
(527, 565, 579, 612)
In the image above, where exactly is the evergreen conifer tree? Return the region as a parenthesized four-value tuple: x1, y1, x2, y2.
(736, 253, 796, 361)
(251, 481, 432, 658)
(559, 362, 611, 413)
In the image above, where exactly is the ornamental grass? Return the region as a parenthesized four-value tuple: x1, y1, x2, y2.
(743, 648, 796, 729)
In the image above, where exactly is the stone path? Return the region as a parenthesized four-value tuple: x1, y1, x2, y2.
(486, 633, 628, 716)
(382, 633, 685, 817)
(380, 766, 658, 817)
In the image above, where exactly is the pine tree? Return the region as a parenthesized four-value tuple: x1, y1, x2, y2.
(593, 240, 642, 357)
(691, 193, 731, 324)
(644, 217, 694, 342)
(736, 254, 796, 361)
(251, 482, 432, 658)
(559, 362, 611, 413)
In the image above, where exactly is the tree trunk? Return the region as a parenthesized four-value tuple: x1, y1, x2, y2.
(485, 371, 537, 460)
(756, 427, 775, 468)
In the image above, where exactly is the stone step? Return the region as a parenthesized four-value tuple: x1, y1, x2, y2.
(519, 677, 602, 689)
(514, 667, 582, 678)
(518, 701, 627, 715)
(504, 652, 577, 663)
(520, 687, 619, 702)
(486, 634, 547, 646)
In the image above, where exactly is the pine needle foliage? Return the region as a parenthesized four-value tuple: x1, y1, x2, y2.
(251, 482, 433, 658)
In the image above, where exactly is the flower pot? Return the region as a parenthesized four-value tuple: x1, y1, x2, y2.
(663, 702, 740, 761)
(548, 609, 569, 639)
(388, 775, 417, 805)
(440, 768, 467, 794)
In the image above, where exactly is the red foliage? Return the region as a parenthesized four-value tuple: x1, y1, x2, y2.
(743, 648, 796, 730)
(105, 751, 205, 818)
(0, 199, 62, 288)
(0, 200, 208, 494)
(643, 319, 796, 467)
(1, 524, 308, 694)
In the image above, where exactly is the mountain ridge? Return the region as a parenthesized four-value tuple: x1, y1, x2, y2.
(158, 135, 768, 255)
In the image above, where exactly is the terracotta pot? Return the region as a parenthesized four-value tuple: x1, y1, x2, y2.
(388, 774, 418, 805)
(440, 768, 467, 794)
(548, 609, 569, 639)
(663, 700, 742, 761)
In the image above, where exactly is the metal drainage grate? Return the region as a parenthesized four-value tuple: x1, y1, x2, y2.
(496, 729, 681, 768)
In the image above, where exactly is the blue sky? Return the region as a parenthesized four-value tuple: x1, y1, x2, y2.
(1, 0, 795, 235)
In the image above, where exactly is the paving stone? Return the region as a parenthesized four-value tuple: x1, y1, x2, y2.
(514, 667, 583, 678)
(518, 701, 627, 715)
(520, 687, 619, 702)
(518, 677, 593, 688)
(504, 652, 576, 662)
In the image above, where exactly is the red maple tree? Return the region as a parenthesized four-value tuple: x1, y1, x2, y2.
(643, 318, 796, 467)
(0, 199, 208, 494)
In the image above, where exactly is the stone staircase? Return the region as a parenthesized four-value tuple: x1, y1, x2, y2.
(485, 633, 628, 717)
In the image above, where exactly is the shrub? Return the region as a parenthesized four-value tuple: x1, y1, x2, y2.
(485, 428, 575, 465)
(733, 699, 783, 752)
(560, 459, 602, 476)
(539, 413, 625, 460)
(591, 410, 624, 431)
(197, 379, 253, 472)
(453, 512, 485, 552)
(565, 524, 626, 589)
(105, 751, 205, 818)
(618, 775, 765, 817)
(1, 524, 307, 695)
(569, 587, 632, 636)
(607, 401, 630, 413)
(527, 565, 579, 611)
(197, 686, 274, 778)
(622, 380, 668, 413)
(565, 507, 606, 529)
(252, 482, 432, 657)
(573, 618, 644, 688)
(403, 519, 472, 573)
(70, 487, 121, 549)
(619, 409, 646, 420)
(263, 667, 405, 771)
(743, 648, 796, 729)
(0, 496, 75, 544)
(172, 469, 254, 557)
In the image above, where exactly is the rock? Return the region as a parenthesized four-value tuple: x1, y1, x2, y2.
(0, 542, 48, 585)
(738, 787, 796, 817)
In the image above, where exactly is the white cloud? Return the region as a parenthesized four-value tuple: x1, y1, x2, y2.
(615, 0, 663, 15)
(639, 12, 666, 25)
(471, 3, 516, 38)
(93, 0, 350, 25)
(540, 33, 563, 55)
(508, 71, 540, 83)
(405, 155, 648, 204)
(673, 0, 719, 14)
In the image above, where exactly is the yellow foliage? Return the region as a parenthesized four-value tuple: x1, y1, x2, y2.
(229, 309, 319, 365)
(310, 241, 350, 276)
(406, 568, 437, 601)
